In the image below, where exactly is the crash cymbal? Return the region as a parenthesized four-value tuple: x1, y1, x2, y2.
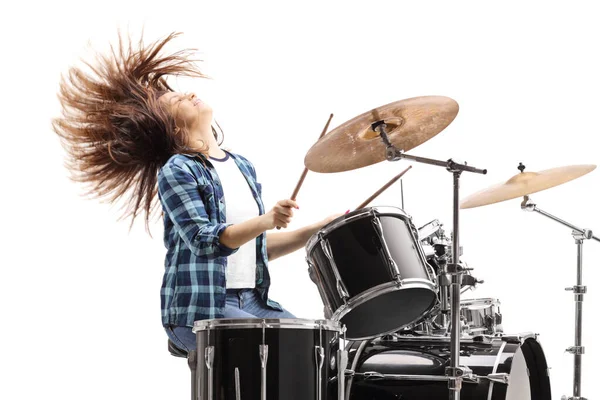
(304, 96, 459, 173)
(460, 164, 597, 209)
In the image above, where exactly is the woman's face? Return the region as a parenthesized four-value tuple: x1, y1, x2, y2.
(159, 91, 213, 130)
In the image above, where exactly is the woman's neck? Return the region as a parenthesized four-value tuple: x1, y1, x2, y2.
(207, 146, 226, 159)
(187, 124, 225, 158)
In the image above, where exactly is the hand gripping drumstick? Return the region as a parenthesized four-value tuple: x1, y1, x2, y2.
(355, 165, 413, 210)
(276, 113, 334, 230)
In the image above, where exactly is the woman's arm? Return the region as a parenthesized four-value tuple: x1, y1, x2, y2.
(266, 214, 342, 261)
(159, 160, 298, 256)
(219, 215, 270, 249)
(220, 199, 299, 249)
(158, 161, 239, 258)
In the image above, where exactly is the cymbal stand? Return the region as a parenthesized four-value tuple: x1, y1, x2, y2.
(373, 121, 487, 400)
(521, 195, 600, 400)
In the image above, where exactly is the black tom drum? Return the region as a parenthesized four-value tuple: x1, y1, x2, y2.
(306, 206, 437, 340)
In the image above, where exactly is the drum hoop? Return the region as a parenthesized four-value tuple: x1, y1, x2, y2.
(192, 318, 342, 332)
(501, 332, 538, 344)
(305, 206, 412, 252)
(333, 279, 437, 340)
(487, 340, 508, 400)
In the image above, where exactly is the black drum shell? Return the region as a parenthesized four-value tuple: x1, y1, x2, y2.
(306, 207, 437, 340)
(195, 321, 340, 400)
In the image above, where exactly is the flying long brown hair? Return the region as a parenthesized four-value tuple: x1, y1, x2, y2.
(52, 32, 209, 231)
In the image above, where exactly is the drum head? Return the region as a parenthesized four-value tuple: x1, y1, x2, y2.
(340, 285, 437, 340)
(505, 338, 551, 400)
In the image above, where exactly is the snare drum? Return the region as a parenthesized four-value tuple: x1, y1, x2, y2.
(461, 298, 503, 335)
(192, 318, 346, 400)
(399, 298, 503, 337)
(306, 206, 437, 340)
(418, 219, 446, 244)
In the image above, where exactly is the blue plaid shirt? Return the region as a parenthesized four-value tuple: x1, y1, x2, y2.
(157, 151, 282, 327)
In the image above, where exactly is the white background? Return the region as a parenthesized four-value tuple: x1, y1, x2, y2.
(1, 1, 599, 399)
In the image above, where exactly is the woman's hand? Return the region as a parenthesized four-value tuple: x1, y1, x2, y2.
(262, 199, 299, 229)
(317, 210, 348, 229)
(265, 209, 347, 261)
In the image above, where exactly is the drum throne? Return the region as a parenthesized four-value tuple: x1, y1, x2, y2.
(168, 340, 197, 400)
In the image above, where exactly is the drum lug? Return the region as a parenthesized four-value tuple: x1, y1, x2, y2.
(259, 320, 269, 400)
(371, 216, 403, 280)
(234, 367, 241, 400)
(204, 346, 215, 400)
(336, 280, 350, 299)
(306, 258, 336, 315)
(259, 345, 269, 400)
(319, 237, 350, 300)
(314, 346, 325, 400)
(306, 259, 317, 284)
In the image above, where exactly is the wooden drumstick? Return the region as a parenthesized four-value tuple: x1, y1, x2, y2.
(355, 165, 413, 210)
(276, 114, 334, 230)
(290, 113, 334, 201)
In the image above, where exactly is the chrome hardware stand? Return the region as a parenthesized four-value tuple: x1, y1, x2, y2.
(373, 120, 486, 400)
(522, 195, 599, 400)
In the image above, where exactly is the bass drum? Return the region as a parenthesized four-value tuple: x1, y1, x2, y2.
(340, 334, 551, 400)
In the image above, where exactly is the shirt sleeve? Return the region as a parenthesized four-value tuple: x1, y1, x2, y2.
(158, 162, 239, 259)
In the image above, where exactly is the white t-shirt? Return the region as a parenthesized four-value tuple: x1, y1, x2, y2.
(210, 152, 259, 288)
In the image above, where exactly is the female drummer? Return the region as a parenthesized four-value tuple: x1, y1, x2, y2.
(52, 32, 339, 351)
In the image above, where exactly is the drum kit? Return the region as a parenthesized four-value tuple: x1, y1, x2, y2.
(181, 96, 598, 400)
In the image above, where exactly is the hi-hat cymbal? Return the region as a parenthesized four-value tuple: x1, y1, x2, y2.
(460, 164, 597, 209)
(304, 96, 459, 173)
